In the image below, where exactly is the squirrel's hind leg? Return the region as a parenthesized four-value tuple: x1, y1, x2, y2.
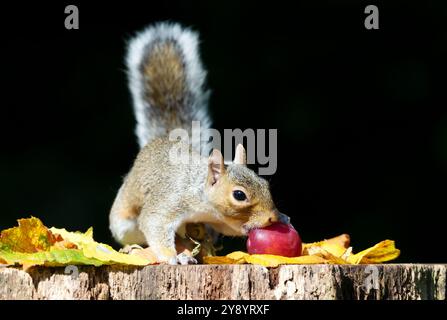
(109, 185, 147, 246)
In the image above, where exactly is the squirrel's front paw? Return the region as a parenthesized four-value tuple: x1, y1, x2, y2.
(153, 246, 198, 265)
(158, 252, 197, 265)
(176, 252, 198, 265)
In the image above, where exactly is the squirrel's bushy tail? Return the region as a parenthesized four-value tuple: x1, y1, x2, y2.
(126, 22, 211, 149)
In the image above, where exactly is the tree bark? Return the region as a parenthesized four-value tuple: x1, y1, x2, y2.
(0, 264, 445, 300)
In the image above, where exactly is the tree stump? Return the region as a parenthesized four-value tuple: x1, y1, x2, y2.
(0, 264, 445, 300)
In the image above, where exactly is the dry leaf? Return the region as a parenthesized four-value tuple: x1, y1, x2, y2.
(346, 240, 400, 264)
(1, 218, 400, 268)
(245, 254, 329, 267)
(203, 256, 238, 264)
(124, 246, 158, 262)
(302, 234, 350, 256)
(203, 234, 400, 266)
(0, 217, 61, 253)
(227, 251, 250, 261)
(50, 226, 151, 266)
(0, 217, 151, 269)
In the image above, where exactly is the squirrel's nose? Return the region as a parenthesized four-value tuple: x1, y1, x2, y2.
(273, 210, 290, 224)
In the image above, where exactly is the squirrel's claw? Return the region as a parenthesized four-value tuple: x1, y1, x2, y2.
(176, 252, 198, 265)
(119, 244, 144, 254)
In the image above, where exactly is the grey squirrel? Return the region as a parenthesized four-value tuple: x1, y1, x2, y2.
(109, 22, 288, 265)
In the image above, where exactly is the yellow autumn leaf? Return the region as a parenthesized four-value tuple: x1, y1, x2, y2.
(204, 251, 333, 267)
(227, 251, 250, 261)
(304, 242, 348, 258)
(122, 246, 159, 262)
(0, 217, 60, 253)
(2, 218, 400, 268)
(302, 234, 350, 257)
(50, 227, 152, 266)
(346, 240, 400, 264)
(0, 248, 105, 270)
(203, 251, 249, 264)
(203, 235, 400, 266)
(245, 254, 329, 267)
(203, 256, 238, 264)
(322, 233, 350, 248)
(0, 217, 153, 269)
(313, 249, 349, 264)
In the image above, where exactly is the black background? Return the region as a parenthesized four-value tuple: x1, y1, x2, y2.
(1, 1, 446, 262)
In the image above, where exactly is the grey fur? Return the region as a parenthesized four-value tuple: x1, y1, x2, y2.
(126, 22, 211, 150)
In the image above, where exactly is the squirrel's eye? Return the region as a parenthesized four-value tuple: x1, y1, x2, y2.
(233, 190, 247, 201)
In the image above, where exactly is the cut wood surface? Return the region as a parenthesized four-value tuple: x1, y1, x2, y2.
(0, 264, 445, 300)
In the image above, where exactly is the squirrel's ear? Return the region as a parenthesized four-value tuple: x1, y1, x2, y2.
(208, 149, 225, 185)
(233, 144, 247, 165)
